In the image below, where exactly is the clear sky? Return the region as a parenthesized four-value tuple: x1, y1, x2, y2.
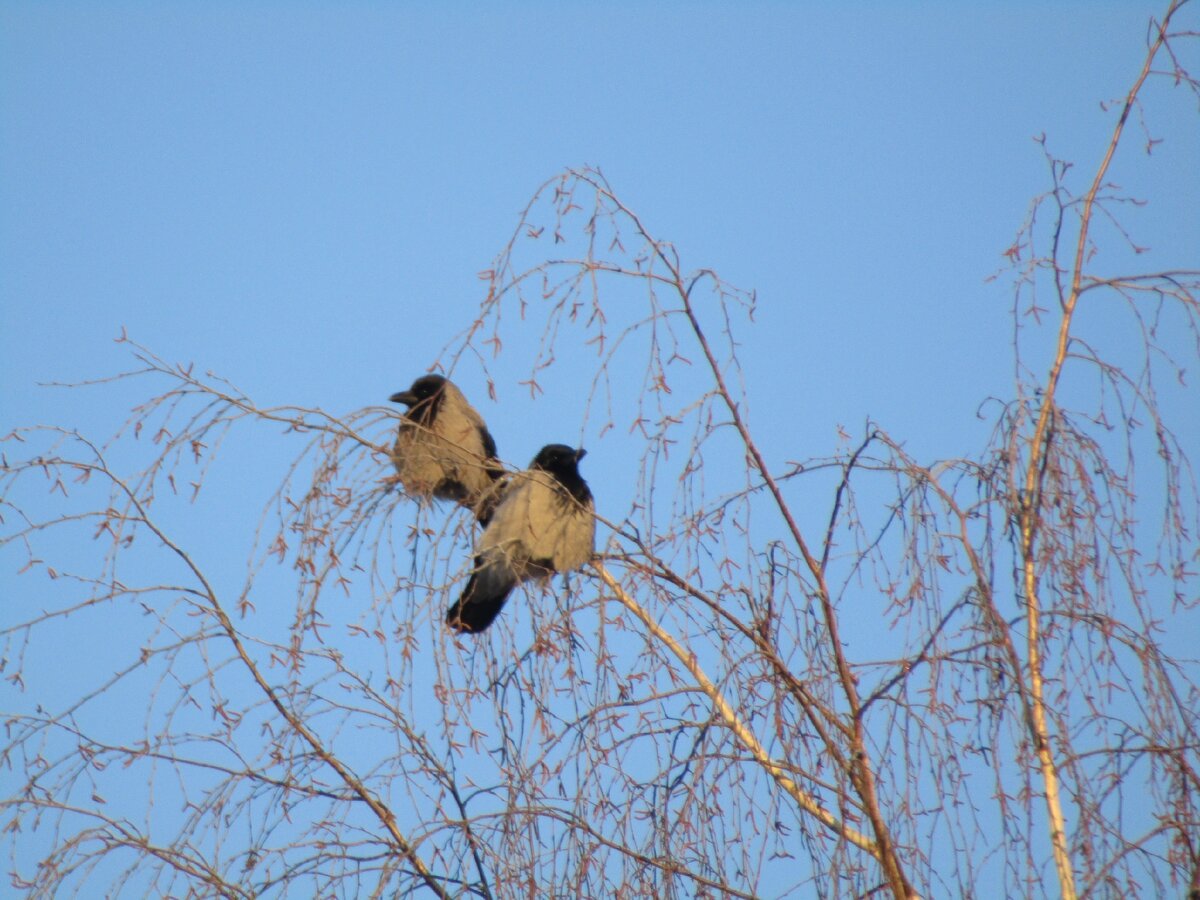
(5, 2, 1195, 458)
(2, 2, 1198, 895)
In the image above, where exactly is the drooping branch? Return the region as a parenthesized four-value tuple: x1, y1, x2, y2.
(1016, 6, 1188, 897)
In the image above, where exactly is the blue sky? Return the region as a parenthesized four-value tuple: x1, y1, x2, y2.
(2, 2, 1198, 895)
(5, 2, 1195, 458)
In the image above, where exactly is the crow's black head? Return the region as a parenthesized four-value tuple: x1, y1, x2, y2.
(531, 444, 590, 503)
(389, 374, 447, 423)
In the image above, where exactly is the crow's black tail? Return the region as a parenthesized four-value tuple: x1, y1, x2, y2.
(446, 559, 516, 633)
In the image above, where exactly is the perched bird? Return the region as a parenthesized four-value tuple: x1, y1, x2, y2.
(447, 444, 595, 633)
(389, 375, 503, 522)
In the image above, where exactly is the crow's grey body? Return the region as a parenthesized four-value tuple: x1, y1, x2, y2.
(389, 375, 502, 522)
(447, 444, 594, 633)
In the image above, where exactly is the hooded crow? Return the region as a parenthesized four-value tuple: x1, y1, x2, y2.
(389, 375, 503, 522)
(446, 444, 594, 633)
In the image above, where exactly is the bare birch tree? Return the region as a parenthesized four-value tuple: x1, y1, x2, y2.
(3, 3, 1198, 897)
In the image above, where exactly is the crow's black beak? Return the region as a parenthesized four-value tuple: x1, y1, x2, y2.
(390, 390, 417, 406)
(575, 448, 587, 462)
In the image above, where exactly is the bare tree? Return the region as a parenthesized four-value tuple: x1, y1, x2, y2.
(3, 3, 1198, 897)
